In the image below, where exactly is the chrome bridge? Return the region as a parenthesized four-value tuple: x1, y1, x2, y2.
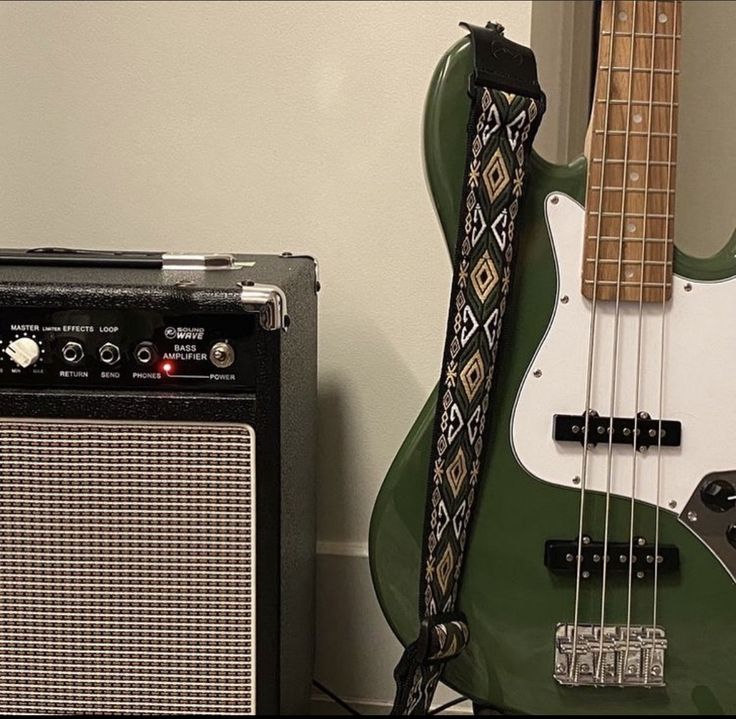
(554, 624, 667, 687)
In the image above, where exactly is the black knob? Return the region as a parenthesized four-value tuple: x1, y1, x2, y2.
(727, 524, 736, 550)
(700, 478, 736, 513)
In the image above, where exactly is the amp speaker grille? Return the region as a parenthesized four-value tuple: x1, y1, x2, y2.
(0, 419, 256, 715)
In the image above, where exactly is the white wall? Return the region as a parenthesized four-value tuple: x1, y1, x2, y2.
(0, 0, 574, 711)
(0, 0, 535, 545)
(677, 0, 736, 256)
(531, 0, 594, 163)
(3, 0, 731, 711)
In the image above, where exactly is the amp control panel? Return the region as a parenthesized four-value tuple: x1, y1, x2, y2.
(0, 308, 259, 391)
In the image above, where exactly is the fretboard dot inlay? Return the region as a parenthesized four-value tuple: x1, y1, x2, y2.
(658, 13, 668, 23)
(633, 113, 643, 124)
(627, 223, 637, 233)
(618, 11, 628, 22)
(630, 171, 640, 182)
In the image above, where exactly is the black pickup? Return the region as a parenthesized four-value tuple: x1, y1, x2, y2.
(553, 413, 681, 450)
(545, 538, 679, 578)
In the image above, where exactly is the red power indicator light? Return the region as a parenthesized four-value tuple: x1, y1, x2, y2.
(162, 362, 174, 375)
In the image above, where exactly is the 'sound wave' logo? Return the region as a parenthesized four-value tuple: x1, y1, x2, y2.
(165, 326, 205, 341)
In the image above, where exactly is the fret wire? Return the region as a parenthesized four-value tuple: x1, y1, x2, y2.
(585, 259, 672, 265)
(590, 186, 676, 193)
(586, 236, 672, 243)
(583, 280, 673, 288)
(599, 67, 680, 75)
(597, 100, 679, 107)
(601, 31, 681, 38)
(595, 102, 679, 107)
(594, 131, 677, 137)
(589, 212, 675, 218)
(592, 159, 675, 166)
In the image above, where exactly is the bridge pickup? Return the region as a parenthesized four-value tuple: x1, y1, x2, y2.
(545, 538, 679, 578)
(553, 413, 681, 449)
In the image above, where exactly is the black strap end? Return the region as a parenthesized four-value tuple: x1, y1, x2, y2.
(460, 21, 545, 102)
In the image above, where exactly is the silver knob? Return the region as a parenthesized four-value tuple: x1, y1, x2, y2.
(5, 337, 41, 368)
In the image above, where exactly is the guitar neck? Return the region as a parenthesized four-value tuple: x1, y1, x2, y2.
(583, 0, 682, 304)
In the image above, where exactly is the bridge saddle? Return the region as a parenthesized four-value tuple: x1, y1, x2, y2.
(553, 623, 667, 688)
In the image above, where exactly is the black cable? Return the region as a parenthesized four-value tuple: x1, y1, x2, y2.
(429, 696, 468, 714)
(312, 679, 361, 715)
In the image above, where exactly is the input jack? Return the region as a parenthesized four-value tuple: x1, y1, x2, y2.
(99, 342, 121, 366)
(61, 341, 84, 365)
(134, 341, 158, 365)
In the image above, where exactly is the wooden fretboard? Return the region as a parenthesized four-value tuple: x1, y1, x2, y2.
(583, 0, 681, 303)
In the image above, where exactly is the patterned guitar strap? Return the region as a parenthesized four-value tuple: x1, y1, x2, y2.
(391, 22, 545, 715)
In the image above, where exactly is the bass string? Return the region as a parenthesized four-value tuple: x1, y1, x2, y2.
(623, 0, 660, 670)
(569, 0, 618, 680)
(595, 0, 639, 682)
(652, 0, 680, 665)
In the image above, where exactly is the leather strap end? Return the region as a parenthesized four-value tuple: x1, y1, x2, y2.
(460, 20, 545, 101)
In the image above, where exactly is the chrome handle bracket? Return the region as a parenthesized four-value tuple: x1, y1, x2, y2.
(239, 282, 289, 332)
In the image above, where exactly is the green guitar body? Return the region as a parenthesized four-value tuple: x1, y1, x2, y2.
(369, 39, 736, 714)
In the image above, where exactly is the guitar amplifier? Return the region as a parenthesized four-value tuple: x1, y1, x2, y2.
(0, 249, 318, 715)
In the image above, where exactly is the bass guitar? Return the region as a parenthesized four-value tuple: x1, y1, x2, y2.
(370, 1, 736, 713)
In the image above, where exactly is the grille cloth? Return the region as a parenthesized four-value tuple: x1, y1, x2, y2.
(0, 419, 255, 715)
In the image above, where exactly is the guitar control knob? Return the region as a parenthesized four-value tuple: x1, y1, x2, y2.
(5, 337, 41, 368)
(727, 524, 736, 550)
(700, 478, 736, 513)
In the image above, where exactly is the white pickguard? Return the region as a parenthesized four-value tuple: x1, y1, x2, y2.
(512, 192, 736, 515)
